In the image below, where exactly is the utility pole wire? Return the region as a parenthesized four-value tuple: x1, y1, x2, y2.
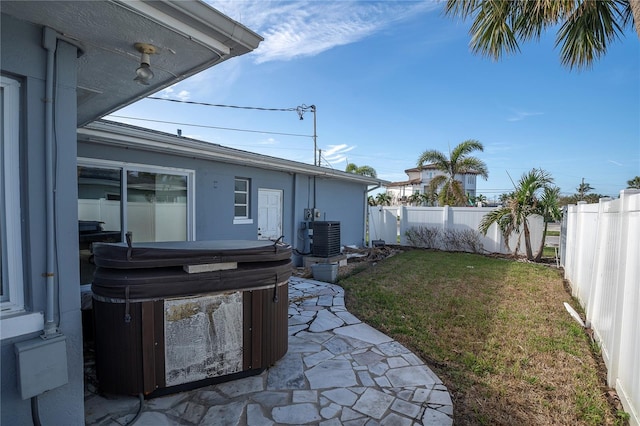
(147, 96, 299, 112)
(108, 115, 312, 138)
(142, 96, 318, 165)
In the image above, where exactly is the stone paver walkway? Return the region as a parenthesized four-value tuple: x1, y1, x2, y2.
(85, 277, 453, 425)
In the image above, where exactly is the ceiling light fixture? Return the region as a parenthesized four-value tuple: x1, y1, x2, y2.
(134, 42, 157, 85)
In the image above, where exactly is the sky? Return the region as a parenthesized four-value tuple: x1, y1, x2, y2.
(107, 0, 640, 201)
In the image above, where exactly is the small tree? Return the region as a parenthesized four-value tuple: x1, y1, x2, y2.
(408, 193, 423, 206)
(479, 168, 554, 261)
(576, 180, 594, 201)
(375, 192, 392, 206)
(533, 186, 562, 262)
(345, 162, 377, 178)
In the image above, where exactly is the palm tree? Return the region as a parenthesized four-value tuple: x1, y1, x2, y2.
(444, 0, 638, 70)
(533, 186, 562, 262)
(417, 139, 488, 207)
(375, 192, 392, 206)
(627, 176, 640, 189)
(479, 168, 554, 261)
(474, 194, 488, 207)
(576, 180, 594, 201)
(408, 192, 423, 206)
(345, 163, 377, 178)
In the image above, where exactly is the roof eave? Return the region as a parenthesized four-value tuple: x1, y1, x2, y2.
(78, 121, 389, 187)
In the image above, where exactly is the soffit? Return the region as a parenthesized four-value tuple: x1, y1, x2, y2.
(1, 0, 262, 126)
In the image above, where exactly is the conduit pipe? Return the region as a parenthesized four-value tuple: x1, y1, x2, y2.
(42, 27, 84, 337)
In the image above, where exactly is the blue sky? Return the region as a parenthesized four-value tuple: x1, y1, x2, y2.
(108, 1, 640, 201)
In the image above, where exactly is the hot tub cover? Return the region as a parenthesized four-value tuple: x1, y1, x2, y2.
(92, 239, 291, 269)
(92, 259, 292, 300)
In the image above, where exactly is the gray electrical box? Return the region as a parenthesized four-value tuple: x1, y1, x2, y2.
(303, 208, 320, 220)
(14, 334, 68, 399)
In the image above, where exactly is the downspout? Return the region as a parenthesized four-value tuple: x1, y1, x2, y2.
(42, 27, 85, 337)
(42, 27, 58, 337)
(365, 183, 382, 247)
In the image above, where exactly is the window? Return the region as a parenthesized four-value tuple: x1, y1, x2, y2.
(78, 160, 194, 284)
(1, 76, 26, 316)
(234, 178, 252, 224)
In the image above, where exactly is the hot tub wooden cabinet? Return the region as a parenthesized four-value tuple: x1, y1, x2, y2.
(91, 240, 291, 397)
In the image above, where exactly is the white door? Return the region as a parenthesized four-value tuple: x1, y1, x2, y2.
(258, 188, 283, 240)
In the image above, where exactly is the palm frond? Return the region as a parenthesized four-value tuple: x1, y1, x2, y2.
(417, 149, 447, 168)
(469, 0, 521, 60)
(557, 0, 627, 70)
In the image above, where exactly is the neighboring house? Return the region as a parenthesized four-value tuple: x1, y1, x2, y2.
(386, 164, 479, 205)
(1, 2, 262, 424)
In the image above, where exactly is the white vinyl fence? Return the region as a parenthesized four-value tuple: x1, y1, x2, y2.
(562, 190, 640, 426)
(368, 205, 543, 255)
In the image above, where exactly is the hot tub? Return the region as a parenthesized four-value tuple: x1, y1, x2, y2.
(91, 239, 291, 397)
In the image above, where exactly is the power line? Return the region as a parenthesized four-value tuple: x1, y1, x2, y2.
(147, 96, 299, 112)
(108, 115, 312, 138)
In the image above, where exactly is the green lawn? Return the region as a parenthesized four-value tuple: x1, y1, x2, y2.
(339, 250, 626, 426)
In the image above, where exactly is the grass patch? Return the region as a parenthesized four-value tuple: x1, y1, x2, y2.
(542, 246, 557, 258)
(340, 250, 624, 425)
(546, 230, 561, 237)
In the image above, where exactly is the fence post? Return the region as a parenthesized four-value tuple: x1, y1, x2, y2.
(493, 220, 504, 254)
(442, 205, 451, 230)
(399, 206, 407, 246)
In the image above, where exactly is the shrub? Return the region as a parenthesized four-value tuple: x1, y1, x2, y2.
(405, 226, 440, 249)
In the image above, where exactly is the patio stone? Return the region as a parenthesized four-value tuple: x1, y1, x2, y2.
(272, 403, 322, 424)
(352, 388, 395, 419)
(85, 278, 453, 426)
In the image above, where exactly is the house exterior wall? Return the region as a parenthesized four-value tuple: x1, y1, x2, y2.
(77, 140, 370, 264)
(1, 14, 84, 425)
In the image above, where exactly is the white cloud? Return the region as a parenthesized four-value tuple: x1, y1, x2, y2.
(507, 110, 544, 122)
(158, 86, 191, 101)
(258, 137, 279, 145)
(206, 1, 439, 63)
(320, 143, 356, 165)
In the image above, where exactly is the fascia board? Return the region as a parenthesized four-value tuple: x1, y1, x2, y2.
(161, 0, 263, 52)
(112, 0, 262, 56)
(78, 123, 387, 186)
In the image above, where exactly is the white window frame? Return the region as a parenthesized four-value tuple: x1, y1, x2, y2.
(233, 177, 253, 224)
(1, 76, 26, 314)
(1, 76, 44, 339)
(77, 158, 196, 241)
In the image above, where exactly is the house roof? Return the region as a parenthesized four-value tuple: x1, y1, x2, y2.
(404, 164, 482, 175)
(386, 178, 421, 188)
(78, 120, 390, 187)
(1, 1, 262, 126)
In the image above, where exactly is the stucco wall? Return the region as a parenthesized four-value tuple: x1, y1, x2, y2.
(77, 140, 369, 261)
(1, 14, 84, 425)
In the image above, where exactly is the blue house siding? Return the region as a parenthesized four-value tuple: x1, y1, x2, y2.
(1, 14, 84, 425)
(77, 138, 372, 262)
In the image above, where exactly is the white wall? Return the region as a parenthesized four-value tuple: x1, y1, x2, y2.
(369, 205, 543, 255)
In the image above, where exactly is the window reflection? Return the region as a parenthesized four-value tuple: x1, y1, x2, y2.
(77, 166, 189, 284)
(77, 166, 122, 285)
(127, 171, 187, 243)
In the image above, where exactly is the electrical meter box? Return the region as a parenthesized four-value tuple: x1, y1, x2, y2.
(303, 208, 320, 220)
(14, 334, 68, 399)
